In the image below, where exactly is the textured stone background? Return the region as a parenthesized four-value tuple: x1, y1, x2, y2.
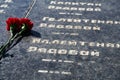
(0, 0, 120, 80)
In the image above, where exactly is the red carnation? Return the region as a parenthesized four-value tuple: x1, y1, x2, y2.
(6, 17, 21, 31)
(20, 18, 33, 31)
(0, 17, 34, 59)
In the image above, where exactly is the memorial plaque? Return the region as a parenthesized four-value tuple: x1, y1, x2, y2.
(0, 0, 120, 80)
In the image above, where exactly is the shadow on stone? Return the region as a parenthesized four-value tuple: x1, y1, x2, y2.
(0, 30, 41, 60)
(31, 30, 41, 38)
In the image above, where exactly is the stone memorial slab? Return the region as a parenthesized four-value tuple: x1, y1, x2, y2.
(0, 0, 120, 80)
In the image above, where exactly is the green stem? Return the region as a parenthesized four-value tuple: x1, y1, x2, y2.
(0, 30, 15, 59)
(0, 25, 25, 59)
(0, 26, 15, 54)
(0, 35, 14, 58)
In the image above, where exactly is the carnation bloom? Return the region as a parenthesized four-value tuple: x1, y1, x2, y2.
(20, 18, 33, 31)
(6, 17, 21, 32)
(0, 17, 34, 59)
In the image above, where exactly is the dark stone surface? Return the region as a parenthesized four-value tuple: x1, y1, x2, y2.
(0, 0, 120, 80)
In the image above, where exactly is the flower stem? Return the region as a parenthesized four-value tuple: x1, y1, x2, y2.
(0, 26, 16, 59)
(0, 27, 24, 59)
(0, 35, 14, 59)
(0, 25, 18, 59)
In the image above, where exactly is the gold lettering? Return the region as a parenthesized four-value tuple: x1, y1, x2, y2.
(89, 42, 95, 46)
(83, 26, 92, 30)
(91, 20, 97, 23)
(83, 19, 89, 23)
(71, 7, 78, 10)
(68, 50, 78, 55)
(51, 40, 59, 44)
(58, 18, 66, 22)
(91, 51, 99, 56)
(68, 41, 77, 46)
(63, 7, 70, 10)
(106, 21, 113, 24)
(47, 49, 57, 54)
(38, 48, 47, 53)
(60, 40, 67, 45)
(93, 26, 100, 30)
(79, 2, 86, 5)
(57, 2, 64, 4)
(114, 21, 120, 24)
(41, 39, 49, 44)
(40, 23, 47, 27)
(95, 3, 101, 6)
(95, 7, 101, 11)
(87, 3, 94, 6)
(48, 18, 55, 21)
(67, 19, 73, 22)
(64, 2, 71, 5)
(78, 8, 85, 11)
(72, 2, 79, 5)
(32, 38, 41, 43)
(74, 26, 82, 29)
(97, 20, 105, 24)
(73, 19, 81, 22)
(86, 8, 93, 11)
(58, 49, 67, 54)
(56, 25, 64, 29)
(50, 1, 56, 4)
(56, 6, 62, 10)
(27, 46, 37, 52)
(79, 41, 86, 46)
(65, 25, 73, 29)
(42, 17, 49, 21)
(106, 43, 115, 48)
(116, 44, 120, 48)
(48, 5, 55, 9)
(96, 43, 105, 47)
(48, 24, 55, 28)
(80, 51, 89, 55)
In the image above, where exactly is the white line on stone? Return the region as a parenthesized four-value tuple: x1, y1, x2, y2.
(38, 70, 71, 75)
(58, 60, 62, 62)
(59, 12, 66, 14)
(38, 70, 48, 73)
(52, 32, 60, 35)
(70, 33, 79, 36)
(52, 32, 79, 36)
(42, 59, 74, 64)
(0, 9, 5, 14)
(0, 4, 8, 8)
(59, 12, 82, 16)
(5, 0, 13, 3)
(61, 71, 71, 75)
(42, 59, 52, 62)
(52, 59, 56, 62)
(64, 60, 74, 63)
(77, 63, 82, 65)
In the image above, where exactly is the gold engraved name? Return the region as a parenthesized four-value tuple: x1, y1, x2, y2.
(39, 23, 100, 31)
(32, 38, 120, 48)
(42, 17, 120, 25)
(48, 5, 101, 12)
(27, 46, 99, 56)
(50, 1, 101, 7)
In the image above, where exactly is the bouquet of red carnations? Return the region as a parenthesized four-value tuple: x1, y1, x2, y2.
(0, 17, 33, 59)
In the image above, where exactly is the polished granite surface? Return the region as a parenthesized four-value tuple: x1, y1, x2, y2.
(0, 0, 120, 80)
